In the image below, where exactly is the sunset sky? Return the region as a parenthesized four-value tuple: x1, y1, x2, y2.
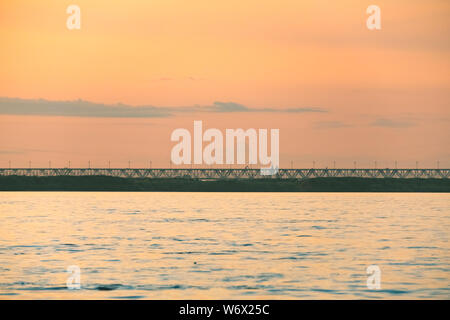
(0, 0, 449, 168)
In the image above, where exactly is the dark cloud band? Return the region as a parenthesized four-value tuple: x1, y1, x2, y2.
(0, 97, 327, 118)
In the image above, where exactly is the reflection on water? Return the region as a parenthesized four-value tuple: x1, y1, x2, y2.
(0, 192, 449, 299)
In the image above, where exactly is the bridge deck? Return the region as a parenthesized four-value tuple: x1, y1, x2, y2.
(0, 168, 448, 179)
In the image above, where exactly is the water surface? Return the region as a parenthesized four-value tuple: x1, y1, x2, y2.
(0, 192, 449, 299)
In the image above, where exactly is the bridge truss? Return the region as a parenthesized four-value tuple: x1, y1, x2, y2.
(0, 168, 448, 180)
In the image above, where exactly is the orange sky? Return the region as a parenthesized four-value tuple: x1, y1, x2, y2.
(0, 0, 449, 168)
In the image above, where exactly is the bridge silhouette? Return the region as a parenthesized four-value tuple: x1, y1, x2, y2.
(0, 168, 448, 179)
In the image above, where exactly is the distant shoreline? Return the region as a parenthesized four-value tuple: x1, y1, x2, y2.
(0, 176, 449, 192)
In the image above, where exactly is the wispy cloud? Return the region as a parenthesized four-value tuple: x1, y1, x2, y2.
(0, 150, 26, 155)
(201, 101, 326, 113)
(0, 97, 171, 118)
(204, 101, 249, 112)
(314, 121, 353, 129)
(370, 118, 416, 128)
(191, 101, 326, 113)
(0, 97, 327, 118)
(0, 148, 53, 155)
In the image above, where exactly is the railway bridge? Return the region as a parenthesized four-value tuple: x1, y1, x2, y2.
(0, 168, 448, 180)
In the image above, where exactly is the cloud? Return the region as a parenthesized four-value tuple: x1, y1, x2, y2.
(0, 97, 327, 118)
(208, 101, 248, 112)
(284, 107, 327, 113)
(204, 101, 326, 113)
(370, 118, 416, 128)
(0, 150, 25, 155)
(314, 121, 352, 129)
(0, 97, 171, 118)
(0, 148, 53, 155)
